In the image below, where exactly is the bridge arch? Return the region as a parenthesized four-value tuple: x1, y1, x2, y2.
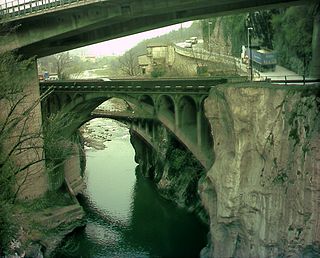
(139, 95, 155, 107)
(156, 94, 176, 124)
(42, 86, 213, 169)
(178, 95, 197, 142)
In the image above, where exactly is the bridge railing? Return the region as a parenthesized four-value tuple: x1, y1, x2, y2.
(39, 78, 228, 93)
(0, 0, 94, 21)
(255, 75, 320, 85)
(174, 44, 238, 65)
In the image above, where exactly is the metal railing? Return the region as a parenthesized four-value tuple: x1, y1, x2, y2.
(254, 74, 320, 85)
(0, 0, 93, 21)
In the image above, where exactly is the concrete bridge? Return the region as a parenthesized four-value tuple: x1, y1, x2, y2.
(41, 78, 226, 169)
(1, 0, 316, 58)
(1, 0, 319, 200)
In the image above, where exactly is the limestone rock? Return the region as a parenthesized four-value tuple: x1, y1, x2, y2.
(202, 83, 320, 257)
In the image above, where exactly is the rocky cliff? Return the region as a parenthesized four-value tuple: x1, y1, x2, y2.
(201, 83, 320, 257)
(130, 126, 208, 222)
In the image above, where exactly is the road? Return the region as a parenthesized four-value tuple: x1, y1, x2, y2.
(254, 65, 304, 81)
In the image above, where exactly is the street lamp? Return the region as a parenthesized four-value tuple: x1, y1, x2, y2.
(247, 27, 253, 81)
(208, 21, 212, 53)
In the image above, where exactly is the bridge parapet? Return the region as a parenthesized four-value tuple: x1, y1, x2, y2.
(0, 0, 97, 22)
(174, 44, 237, 65)
(39, 78, 227, 94)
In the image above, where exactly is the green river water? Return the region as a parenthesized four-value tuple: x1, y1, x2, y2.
(55, 119, 208, 258)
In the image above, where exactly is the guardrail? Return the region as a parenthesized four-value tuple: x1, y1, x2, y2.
(174, 44, 237, 65)
(254, 75, 320, 85)
(0, 0, 93, 21)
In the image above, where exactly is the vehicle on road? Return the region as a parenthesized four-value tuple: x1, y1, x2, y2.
(190, 37, 198, 44)
(241, 45, 277, 72)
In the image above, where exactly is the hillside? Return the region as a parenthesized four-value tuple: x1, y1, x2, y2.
(126, 21, 202, 56)
(202, 5, 315, 75)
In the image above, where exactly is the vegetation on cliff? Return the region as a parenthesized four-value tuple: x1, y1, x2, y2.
(202, 5, 316, 75)
(131, 128, 209, 223)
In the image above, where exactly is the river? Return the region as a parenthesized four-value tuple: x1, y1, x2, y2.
(54, 118, 208, 258)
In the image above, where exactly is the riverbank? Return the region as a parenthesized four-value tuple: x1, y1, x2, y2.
(4, 191, 85, 257)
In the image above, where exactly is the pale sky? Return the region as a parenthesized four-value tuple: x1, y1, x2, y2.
(75, 21, 193, 57)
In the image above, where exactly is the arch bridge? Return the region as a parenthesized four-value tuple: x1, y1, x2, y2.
(41, 78, 226, 170)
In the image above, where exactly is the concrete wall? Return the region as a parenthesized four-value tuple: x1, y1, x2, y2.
(0, 60, 48, 199)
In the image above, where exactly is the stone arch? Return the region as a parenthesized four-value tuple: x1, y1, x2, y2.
(178, 95, 197, 141)
(156, 94, 175, 123)
(60, 93, 72, 106)
(97, 97, 132, 111)
(47, 93, 61, 115)
(51, 93, 153, 138)
(139, 94, 154, 107)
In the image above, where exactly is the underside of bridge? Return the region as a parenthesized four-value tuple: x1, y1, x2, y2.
(0, 0, 315, 58)
(42, 90, 214, 170)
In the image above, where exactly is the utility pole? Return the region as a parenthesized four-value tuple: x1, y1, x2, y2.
(247, 27, 253, 81)
(208, 21, 212, 53)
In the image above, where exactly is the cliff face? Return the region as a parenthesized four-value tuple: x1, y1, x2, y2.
(130, 126, 208, 222)
(201, 84, 320, 257)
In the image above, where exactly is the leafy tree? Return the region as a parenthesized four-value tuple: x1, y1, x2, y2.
(272, 6, 314, 75)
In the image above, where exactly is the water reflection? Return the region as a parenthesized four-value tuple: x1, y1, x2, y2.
(125, 177, 208, 257)
(55, 119, 207, 257)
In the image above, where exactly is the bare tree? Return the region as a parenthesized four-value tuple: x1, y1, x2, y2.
(53, 52, 73, 79)
(118, 49, 140, 76)
(0, 52, 53, 201)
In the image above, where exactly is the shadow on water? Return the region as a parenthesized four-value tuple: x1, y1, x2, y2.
(124, 176, 208, 258)
(54, 175, 207, 258)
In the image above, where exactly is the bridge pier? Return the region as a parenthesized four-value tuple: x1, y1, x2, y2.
(152, 123, 156, 142)
(145, 121, 149, 134)
(3, 59, 48, 199)
(310, 4, 320, 78)
(174, 104, 180, 130)
(197, 109, 203, 147)
(138, 120, 142, 130)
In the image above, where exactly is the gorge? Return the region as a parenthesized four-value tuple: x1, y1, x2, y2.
(55, 83, 320, 257)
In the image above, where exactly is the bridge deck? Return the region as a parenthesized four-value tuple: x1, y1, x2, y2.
(40, 78, 228, 94)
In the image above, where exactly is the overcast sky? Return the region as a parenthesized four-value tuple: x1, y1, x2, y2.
(74, 21, 193, 57)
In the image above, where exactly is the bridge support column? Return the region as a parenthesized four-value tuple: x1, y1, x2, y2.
(152, 123, 156, 141)
(197, 109, 202, 146)
(2, 59, 48, 199)
(310, 5, 320, 78)
(174, 104, 180, 130)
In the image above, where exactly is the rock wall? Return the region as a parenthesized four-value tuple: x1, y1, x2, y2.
(130, 125, 208, 222)
(202, 83, 320, 257)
